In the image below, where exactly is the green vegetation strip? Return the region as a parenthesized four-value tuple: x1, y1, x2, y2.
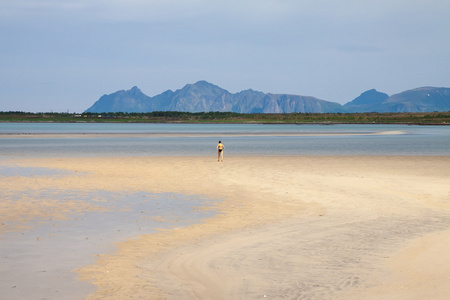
(1, 111, 449, 124)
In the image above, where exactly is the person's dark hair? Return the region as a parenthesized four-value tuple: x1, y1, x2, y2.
(219, 141, 221, 143)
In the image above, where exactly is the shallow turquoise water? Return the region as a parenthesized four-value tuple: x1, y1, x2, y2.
(0, 186, 218, 300)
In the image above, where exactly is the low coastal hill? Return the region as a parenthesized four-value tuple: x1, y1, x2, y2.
(85, 81, 450, 114)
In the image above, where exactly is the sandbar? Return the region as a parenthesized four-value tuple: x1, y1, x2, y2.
(0, 130, 405, 139)
(1, 155, 449, 299)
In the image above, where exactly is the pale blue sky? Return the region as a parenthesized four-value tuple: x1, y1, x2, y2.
(1, 0, 449, 112)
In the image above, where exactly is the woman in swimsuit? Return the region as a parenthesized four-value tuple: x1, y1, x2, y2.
(217, 141, 225, 162)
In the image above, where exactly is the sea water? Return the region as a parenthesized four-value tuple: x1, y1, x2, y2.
(1, 123, 449, 157)
(0, 162, 217, 299)
(0, 123, 449, 157)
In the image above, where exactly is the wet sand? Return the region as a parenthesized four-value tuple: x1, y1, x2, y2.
(1, 155, 449, 299)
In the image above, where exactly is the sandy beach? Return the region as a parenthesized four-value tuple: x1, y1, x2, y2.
(1, 155, 449, 299)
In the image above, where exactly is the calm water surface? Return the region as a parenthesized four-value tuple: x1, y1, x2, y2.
(1, 123, 449, 157)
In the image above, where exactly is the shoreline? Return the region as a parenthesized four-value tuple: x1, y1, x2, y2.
(1, 155, 449, 299)
(1, 121, 449, 125)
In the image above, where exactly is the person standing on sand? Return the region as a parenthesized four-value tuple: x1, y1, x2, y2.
(217, 141, 225, 162)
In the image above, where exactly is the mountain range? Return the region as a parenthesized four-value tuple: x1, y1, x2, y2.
(85, 81, 450, 113)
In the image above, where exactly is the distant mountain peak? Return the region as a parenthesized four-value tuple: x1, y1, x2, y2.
(85, 82, 450, 113)
(363, 88, 380, 94)
(344, 87, 450, 112)
(193, 80, 213, 86)
(188, 80, 226, 91)
(344, 89, 389, 112)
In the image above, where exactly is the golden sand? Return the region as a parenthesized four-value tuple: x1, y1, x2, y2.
(1, 156, 449, 299)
